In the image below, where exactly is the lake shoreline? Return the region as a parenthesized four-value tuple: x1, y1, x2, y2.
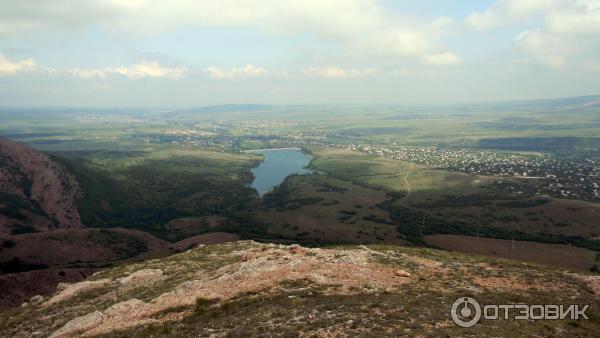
(244, 147, 302, 153)
(248, 148, 313, 196)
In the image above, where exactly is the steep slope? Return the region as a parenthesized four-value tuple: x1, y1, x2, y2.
(0, 228, 240, 310)
(0, 268, 97, 310)
(2, 241, 598, 337)
(0, 136, 82, 235)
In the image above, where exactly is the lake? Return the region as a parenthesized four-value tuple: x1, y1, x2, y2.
(248, 148, 313, 196)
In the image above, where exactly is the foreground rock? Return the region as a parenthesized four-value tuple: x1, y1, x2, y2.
(1, 241, 599, 337)
(44, 279, 111, 307)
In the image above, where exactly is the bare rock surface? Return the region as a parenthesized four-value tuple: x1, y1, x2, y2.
(2, 241, 597, 338)
(49, 241, 411, 336)
(49, 311, 104, 338)
(117, 269, 165, 290)
(44, 279, 111, 307)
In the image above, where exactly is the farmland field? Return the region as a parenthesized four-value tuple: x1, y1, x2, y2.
(424, 234, 598, 271)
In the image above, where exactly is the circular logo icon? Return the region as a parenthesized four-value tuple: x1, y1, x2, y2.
(451, 297, 481, 328)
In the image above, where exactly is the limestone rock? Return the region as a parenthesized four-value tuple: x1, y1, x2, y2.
(117, 269, 164, 290)
(29, 295, 43, 305)
(395, 270, 411, 278)
(49, 311, 104, 338)
(44, 279, 111, 306)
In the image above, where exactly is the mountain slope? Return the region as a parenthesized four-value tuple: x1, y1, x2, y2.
(0, 228, 240, 309)
(0, 136, 82, 235)
(2, 241, 599, 337)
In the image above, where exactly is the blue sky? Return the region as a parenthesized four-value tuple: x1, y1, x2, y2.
(1, 0, 599, 107)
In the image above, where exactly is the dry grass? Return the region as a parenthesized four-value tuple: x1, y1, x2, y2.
(424, 234, 597, 271)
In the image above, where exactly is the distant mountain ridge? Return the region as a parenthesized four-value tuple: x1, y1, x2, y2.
(166, 104, 277, 116)
(450, 94, 600, 113)
(1, 94, 600, 118)
(522, 94, 600, 108)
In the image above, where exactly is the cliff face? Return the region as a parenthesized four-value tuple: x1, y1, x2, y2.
(2, 241, 599, 337)
(0, 137, 82, 235)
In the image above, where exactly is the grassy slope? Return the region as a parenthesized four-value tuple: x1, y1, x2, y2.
(54, 146, 262, 240)
(424, 234, 598, 271)
(256, 174, 402, 245)
(305, 146, 600, 270)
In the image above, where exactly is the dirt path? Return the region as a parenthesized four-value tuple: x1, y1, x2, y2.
(401, 163, 414, 197)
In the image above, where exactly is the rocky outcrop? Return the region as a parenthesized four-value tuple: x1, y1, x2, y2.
(49, 311, 104, 338)
(3, 241, 598, 337)
(43, 279, 111, 306)
(45, 242, 413, 337)
(117, 269, 165, 291)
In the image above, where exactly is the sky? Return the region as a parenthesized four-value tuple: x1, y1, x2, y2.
(1, 0, 600, 107)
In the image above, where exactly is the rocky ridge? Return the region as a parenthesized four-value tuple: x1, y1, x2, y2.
(1, 241, 599, 337)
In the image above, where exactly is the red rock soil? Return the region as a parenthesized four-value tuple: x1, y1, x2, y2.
(0, 136, 83, 231)
(48, 242, 413, 337)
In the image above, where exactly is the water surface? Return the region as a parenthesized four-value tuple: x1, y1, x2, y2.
(248, 148, 312, 196)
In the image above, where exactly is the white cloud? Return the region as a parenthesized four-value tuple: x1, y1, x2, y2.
(430, 17, 455, 31)
(515, 30, 571, 68)
(546, 7, 600, 35)
(0, 53, 53, 75)
(0, 0, 456, 61)
(468, 0, 600, 69)
(303, 67, 376, 79)
(204, 64, 267, 80)
(422, 52, 462, 66)
(466, 0, 600, 32)
(70, 61, 187, 79)
(465, 10, 503, 30)
(465, 0, 556, 30)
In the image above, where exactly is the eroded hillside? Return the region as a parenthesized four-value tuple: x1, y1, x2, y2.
(2, 241, 599, 337)
(0, 137, 82, 235)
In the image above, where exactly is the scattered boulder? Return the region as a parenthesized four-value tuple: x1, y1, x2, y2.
(117, 269, 164, 291)
(49, 311, 104, 338)
(358, 245, 386, 257)
(395, 270, 411, 278)
(104, 299, 147, 319)
(289, 244, 303, 255)
(29, 295, 43, 305)
(44, 279, 111, 306)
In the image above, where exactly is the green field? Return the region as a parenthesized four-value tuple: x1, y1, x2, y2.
(304, 146, 600, 263)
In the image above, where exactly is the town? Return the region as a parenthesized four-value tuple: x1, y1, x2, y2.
(138, 124, 600, 203)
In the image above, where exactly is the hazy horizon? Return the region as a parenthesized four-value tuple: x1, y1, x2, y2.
(1, 93, 599, 111)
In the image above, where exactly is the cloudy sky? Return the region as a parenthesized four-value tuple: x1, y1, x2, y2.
(1, 0, 600, 107)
